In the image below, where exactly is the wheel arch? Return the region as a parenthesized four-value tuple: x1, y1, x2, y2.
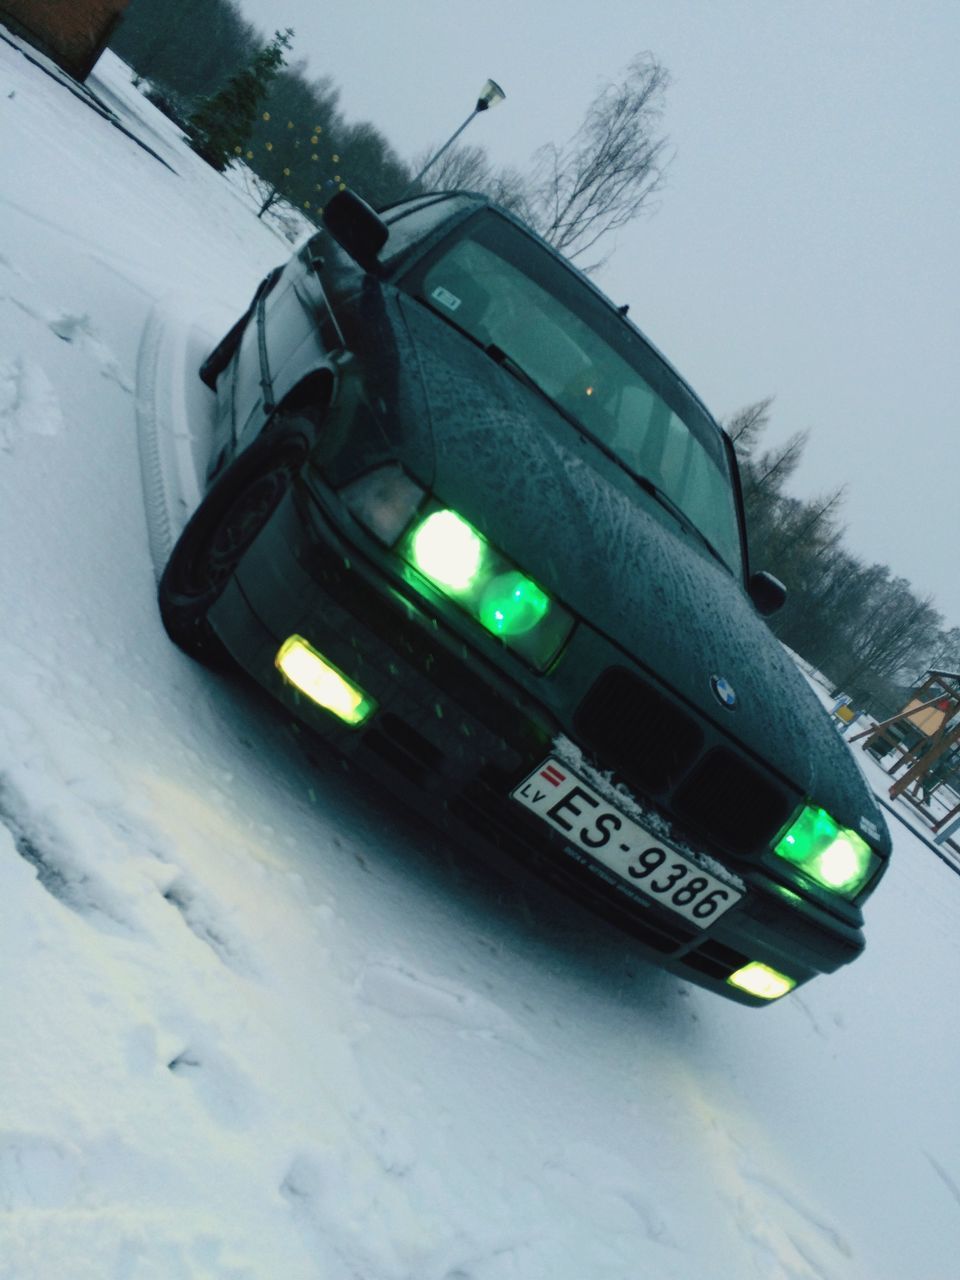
(272, 368, 336, 428)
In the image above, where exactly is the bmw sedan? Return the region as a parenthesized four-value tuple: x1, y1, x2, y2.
(159, 188, 891, 1005)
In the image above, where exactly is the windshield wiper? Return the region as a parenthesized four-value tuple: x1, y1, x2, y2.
(485, 343, 603, 437)
(484, 342, 730, 571)
(486, 343, 559, 402)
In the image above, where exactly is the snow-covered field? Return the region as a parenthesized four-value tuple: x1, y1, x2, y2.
(2, 38, 959, 1280)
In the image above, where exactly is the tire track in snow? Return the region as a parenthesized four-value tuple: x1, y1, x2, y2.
(0, 776, 130, 927)
(678, 1077, 855, 1280)
(47, 310, 134, 392)
(134, 297, 220, 575)
(161, 872, 256, 975)
(357, 958, 542, 1056)
(0, 355, 64, 450)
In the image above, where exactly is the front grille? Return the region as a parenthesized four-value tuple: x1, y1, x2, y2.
(361, 713, 444, 785)
(574, 668, 796, 857)
(672, 749, 795, 855)
(574, 667, 703, 793)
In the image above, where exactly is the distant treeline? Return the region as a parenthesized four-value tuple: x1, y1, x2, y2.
(110, 0, 413, 207)
(730, 400, 959, 714)
(110, 1, 956, 717)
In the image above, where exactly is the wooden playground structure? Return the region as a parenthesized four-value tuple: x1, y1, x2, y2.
(850, 670, 960, 852)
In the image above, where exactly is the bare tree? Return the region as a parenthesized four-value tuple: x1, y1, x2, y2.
(723, 394, 959, 709)
(407, 140, 537, 220)
(833, 574, 942, 697)
(411, 142, 493, 193)
(748, 430, 809, 499)
(412, 54, 670, 266)
(523, 54, 671, 263)
(769, 486, 847, 560)
(929, 627, 960, 674)
(726, 398, 775, 456)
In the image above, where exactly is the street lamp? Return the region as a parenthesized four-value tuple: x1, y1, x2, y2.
(402, 79, 506, 196)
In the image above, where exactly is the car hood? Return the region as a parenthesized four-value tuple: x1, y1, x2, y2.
(393, 297, 884, 842)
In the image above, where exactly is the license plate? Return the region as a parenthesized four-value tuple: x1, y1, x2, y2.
(511, 757, 742, 928)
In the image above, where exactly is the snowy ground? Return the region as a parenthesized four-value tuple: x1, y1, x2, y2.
(2, 39, 959, 1280)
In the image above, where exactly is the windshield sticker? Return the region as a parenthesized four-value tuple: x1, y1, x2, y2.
(431, 285, 462, 311)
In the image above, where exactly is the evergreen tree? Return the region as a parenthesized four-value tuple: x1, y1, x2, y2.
(726, 399, 950, 714)
(188, 29, 293, 171)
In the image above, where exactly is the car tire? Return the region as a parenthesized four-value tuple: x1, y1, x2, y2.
(158, 419, 311, 667)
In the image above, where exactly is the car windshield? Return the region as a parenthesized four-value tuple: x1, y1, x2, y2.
(402, 209, 744, 575)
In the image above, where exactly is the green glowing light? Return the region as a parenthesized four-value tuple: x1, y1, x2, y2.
(275, 636, 376, 727)
(771, 884, 803, 905)
(479, 571, 550, 637)
(402, 504, 570, 669)
(774, 805, 872, 895)
(727, 962, 796, 1000)
(817, 833, 869, 888)
(409, 509, 485, 592)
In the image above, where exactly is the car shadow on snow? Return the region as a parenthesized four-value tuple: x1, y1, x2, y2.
(191, 663, 704, 1036)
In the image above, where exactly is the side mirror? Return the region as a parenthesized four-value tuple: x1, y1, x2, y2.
(749, 570, 787, 616)
(322, 190, 388, 273)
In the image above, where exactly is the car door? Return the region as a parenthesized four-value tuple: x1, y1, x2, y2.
(234, 194, 478, 451)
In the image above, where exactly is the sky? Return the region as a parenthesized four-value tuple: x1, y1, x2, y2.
(2, 41, 960, 1275)
(234, 0, 960, 634)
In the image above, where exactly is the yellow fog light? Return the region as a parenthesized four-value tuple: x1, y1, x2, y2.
(727, 962, 796, 1001)
(275, 636, 376, 727)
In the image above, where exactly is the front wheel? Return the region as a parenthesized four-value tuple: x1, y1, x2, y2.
(158, 422, 310, 667)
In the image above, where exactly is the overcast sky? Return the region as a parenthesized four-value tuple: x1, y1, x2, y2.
(235, 0, 959, 633)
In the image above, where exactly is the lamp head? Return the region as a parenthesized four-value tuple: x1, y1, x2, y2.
(476, 79, 506, 112)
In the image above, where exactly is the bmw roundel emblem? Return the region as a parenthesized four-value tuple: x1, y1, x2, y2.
(710, 675, 738, 709)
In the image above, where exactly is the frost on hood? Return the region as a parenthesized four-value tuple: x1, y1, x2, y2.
(392, 300, 886, 842)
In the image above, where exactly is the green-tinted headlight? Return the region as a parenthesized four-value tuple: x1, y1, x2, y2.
(409, 509, 486, 592)
(774, 805, 875, 896)
(479, 571, 550, 636)
(404, 507, 572, 670)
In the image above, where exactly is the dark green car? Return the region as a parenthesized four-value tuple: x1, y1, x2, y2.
(159, 189, 891, 1005)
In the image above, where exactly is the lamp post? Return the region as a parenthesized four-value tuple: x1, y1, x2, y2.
(402, 79, 506, 196)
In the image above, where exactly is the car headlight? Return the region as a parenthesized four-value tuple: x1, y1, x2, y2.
(403, 506, 573, 671)
(773, 805, 879, 897)
(340, 464, 426, 545)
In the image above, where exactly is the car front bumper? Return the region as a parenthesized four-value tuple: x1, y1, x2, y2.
(207, 480, 866, 1006)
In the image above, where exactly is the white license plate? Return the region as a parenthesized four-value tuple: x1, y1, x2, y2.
(511, 757, 742, 928)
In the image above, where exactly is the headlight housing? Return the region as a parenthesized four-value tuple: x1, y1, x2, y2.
(773, 805, 880, 898)
(339, 471, 573, 672)
(403, 506, 573, 671)
(340, 464, 425, 544)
